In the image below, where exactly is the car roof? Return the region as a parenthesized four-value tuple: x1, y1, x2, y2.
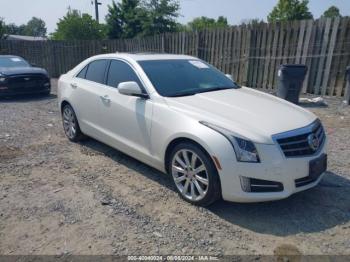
(92, 53, 198, 62)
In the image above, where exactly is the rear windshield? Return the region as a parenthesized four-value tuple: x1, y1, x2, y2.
(138, 59, 239, 97)
(0, 57, 30, 68)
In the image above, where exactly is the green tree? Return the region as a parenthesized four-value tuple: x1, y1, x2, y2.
(52, 9, 106, 40)
(106, 1, 123, 39)
(217, 16, 229, 27)
(322, 6, 341, 18)
(267, 0, 313, 22)
(106, 0, 143, 39)
(188, 17, 216, 31)
(120, 0, 143, 38)
(106, 0, 180, 38)
(24, 17, 47, 37)
(187, 16, 229, 31)
(141, 0, 180, 36)
(4, 23, 26, 35)
(240, 18, 264, 26)
(1, 17, 46, 37)
(175, 23, 189, 32)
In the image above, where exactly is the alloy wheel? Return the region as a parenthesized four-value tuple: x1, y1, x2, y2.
(171, 149, 209, 201)
(63, 106, 77, 139)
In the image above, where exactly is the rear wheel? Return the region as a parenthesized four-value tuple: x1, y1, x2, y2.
(169, 142, 221, 206)
(62, 104, 85, 142)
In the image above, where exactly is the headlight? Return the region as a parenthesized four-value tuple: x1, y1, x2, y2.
(200, 121, 260, 163)
(0, 77, 6, 82)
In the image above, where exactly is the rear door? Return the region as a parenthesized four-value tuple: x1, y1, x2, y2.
(97, 59, 154, 161)
(70, 59, 109, 138)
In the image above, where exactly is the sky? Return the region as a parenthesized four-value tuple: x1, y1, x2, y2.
(1, 0, 350, 33)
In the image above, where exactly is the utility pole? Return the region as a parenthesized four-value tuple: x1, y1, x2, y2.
(93, 0, 102, 23)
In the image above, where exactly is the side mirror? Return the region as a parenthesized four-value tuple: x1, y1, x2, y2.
(225, 74, 234, 81)
(118, 81, 148, 98)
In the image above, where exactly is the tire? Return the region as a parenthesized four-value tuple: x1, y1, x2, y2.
(62, 104, 85, 142)
(169, 142, 221, 206)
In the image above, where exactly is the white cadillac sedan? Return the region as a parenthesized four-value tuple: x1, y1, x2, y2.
(58, 53, 327, 206)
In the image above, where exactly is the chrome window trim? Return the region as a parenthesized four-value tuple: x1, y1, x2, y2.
(73, 57, 151, 97)
(272, 119, 326, 158)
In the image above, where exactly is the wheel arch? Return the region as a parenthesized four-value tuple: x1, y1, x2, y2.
(164, 136, 223, 204)
(60, 100, 71, 113)
(60, 100, 79, 119)
(60, 99, 86, 141)
(60, 100, 82, 129)
(164, 136, 218, 175)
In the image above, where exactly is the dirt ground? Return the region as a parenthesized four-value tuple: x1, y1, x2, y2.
(0, 80, 350, 256)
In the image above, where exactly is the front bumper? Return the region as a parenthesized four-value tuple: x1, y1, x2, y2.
(0, 84, 51, 96)
(0, 74, 51, 97)
(218, 140, 327, 203)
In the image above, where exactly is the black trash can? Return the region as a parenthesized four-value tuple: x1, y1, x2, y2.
(277, 64, 308, 104)
(345, 66, 350, 104)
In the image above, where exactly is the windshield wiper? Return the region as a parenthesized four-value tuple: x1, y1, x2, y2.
(167, 92, 197, 97)
(167, 85, 239, 97)
(196, 86, 234, 94)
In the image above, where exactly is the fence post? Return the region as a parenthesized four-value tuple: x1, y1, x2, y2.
(314, 18, 332, 95)
(195, 30, 199, 57)
(161, 34, 165, 53)
(321, 17, 340, 96)
(301, 20, 314, 93)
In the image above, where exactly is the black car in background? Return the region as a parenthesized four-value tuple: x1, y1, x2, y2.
(0, 55, 51, 97)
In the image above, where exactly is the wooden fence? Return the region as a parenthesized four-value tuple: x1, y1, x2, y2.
(1, 17, 349, 96)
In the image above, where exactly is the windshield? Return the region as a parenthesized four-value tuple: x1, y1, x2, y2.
(138, 59, 239, 97)
(0, 57, 30, 68)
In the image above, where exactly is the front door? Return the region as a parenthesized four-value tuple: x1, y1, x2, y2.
(98, 59, 153, 161)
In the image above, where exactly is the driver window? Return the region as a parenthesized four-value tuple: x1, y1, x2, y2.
(107, 60, 143, 89)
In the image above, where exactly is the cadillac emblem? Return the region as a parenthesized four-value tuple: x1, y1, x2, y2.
(307, 133, 320, 151)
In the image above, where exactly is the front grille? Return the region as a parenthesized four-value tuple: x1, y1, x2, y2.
(275, 120, 325, 157)
(8, 74, 48, 90)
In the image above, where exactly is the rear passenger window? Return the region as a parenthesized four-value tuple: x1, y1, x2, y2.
(76, 65, 88, 79)
(85, 60, 108, 84)
(107, 60, 142, 88)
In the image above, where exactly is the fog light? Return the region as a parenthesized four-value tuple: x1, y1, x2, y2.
(240, 176, 284, 193)
(240, 176, 251, 192)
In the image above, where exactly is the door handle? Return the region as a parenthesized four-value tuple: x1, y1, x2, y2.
(100, 95, 111, 103)
(70, 83, 78, 89)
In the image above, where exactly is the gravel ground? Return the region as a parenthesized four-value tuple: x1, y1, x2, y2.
(0, 80, 350, 256)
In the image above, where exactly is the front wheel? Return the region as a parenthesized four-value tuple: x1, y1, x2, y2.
(169, 143, 221, 206)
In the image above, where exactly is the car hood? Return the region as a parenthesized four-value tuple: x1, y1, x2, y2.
(164, 87, 317, 144)
(0, 67, 48, 76)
